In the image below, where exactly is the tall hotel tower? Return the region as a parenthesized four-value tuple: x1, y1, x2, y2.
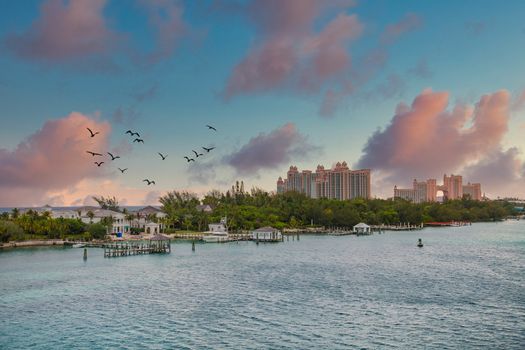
(277, 162, 371, 200)
(394, 174, 482, 203)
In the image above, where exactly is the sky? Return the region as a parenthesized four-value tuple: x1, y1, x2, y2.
(0, 0, 524, 207)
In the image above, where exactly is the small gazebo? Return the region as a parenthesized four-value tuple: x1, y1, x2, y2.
(144, 222, 160, 235)
(353, 222, 371, 235)
(148, 234, 171, 253)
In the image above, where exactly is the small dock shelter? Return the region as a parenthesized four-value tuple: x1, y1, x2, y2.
(149, 234, 171, 253)
(353, 222, 371, 235)
(252, 226, 282, 242)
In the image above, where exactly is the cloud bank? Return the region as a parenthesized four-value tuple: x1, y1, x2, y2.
(4, 0, 191, 69)
(5, 0, 119, 63)
(222, 0, 363, 100)
(0, 112, 113, 205)
(356, 89, 524, 197)
(224, 123, 320, 175)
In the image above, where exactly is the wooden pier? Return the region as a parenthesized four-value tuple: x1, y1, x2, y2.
(103, 234, 171, 258)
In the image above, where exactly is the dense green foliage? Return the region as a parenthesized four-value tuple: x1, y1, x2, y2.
(160, 189, 518, 231)
(0, 209, 108, 242)
(0, 220, 25, 242)
(86, 223, 107, 240)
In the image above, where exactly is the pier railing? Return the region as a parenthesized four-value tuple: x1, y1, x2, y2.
(103, 241, 170, 258)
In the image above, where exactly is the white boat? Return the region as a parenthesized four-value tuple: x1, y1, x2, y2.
(72, 243, 85, 248)
(202, 217, 229, 243)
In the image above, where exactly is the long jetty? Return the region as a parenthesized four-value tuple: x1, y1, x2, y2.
(103, 241, 170, 258)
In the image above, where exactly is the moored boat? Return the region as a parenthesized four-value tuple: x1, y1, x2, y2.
(202, 217, 229, 243)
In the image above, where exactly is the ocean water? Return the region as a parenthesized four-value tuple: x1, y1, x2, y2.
(0, 221, 524, 349)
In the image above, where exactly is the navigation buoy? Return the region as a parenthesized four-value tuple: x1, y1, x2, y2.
(83, 248, 88, 260)
(192, 241, 195, 252)
(417, 238, 423, 248)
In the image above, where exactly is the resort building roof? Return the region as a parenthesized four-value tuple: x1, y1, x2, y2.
(134, 206, 164, 216)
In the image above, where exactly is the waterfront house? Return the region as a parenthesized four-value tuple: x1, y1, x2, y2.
(50, 209, 80, 220)
(130, 206, 167, 232)
(252, 227, 282, 242)
(353, 222, 371, 235)
(78, 209, 128, 234)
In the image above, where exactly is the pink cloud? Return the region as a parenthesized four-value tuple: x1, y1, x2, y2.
(380, 13, 423, 45)
(0, 112, 111, 195)
(224, 123, 321, 175)
(222, 1, 362, 99)
(5, 0, 119, 62)
(357, 89, 513, 188)
(463, 148, 525, 198)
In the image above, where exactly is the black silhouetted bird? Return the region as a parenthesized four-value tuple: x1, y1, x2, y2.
(143, 179, 156, 185)
(86, 151, 103, 157)
(192, 150, 203, 157)
(118, 168, 128, 173)
(202, 146, 215, 152)
(87, 127, 100, 137)
(206, 125, 217, 131)
(184, 156, 195, 162)
(107, 152, 120, 160)
(158, 153, 167, 160)
(133, 138, 144, 143)
(94, 162, 104, 167)
(125, 130, 141, 137)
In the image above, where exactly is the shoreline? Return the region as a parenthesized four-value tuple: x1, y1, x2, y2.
(1, 219, 518, 250)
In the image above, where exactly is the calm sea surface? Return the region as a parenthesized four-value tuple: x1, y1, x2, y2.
(1, 221, 524, 349)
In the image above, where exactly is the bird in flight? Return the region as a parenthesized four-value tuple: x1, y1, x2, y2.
(143, 179, 156, 185)
(107, 152, 120, 161)
(202, 146, 215, 153)
(86, 151, 103, 157)
(94, 161, 104, 167)
(192, 150, 203, 158)
(133, 138, 144, 143)
(87, 128, 100, 138)
(158, 153, 168, 160)
(126, 130, 140, 137)
(206, 125, 217, 131)
(184, 156, 195, 162)
(118, 168, 128, 173)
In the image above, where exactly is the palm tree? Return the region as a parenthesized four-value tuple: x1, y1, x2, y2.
(11, 208, 19, 219)
(146, 213, 158, 224)
(87, 210, 95, 224)
(125, 213, 135, 232)
(101, 215, 114, 235)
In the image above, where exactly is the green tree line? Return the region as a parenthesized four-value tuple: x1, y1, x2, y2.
(159, 188, 518, 232)
(0, 209, 107, 243)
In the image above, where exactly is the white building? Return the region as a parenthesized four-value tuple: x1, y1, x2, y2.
(78, 209, 128, 234)
(130, 206, 167, 232)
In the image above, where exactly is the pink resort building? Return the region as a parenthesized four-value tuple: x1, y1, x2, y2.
(277, 162, 371, 200)
(394, 174, 482, 203)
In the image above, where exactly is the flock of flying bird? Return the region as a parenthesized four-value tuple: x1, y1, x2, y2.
(85, 125, 217, 186)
